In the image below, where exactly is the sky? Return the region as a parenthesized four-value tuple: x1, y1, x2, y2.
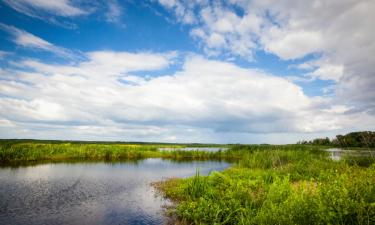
(0, 0, 374, 143)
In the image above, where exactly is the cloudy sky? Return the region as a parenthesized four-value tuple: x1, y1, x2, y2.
(0, 0, 374, 143)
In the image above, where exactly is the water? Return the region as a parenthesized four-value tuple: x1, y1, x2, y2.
(159, 147, 228, 152)
(326, 148, 374, 160)
(0, 159, 229, 225)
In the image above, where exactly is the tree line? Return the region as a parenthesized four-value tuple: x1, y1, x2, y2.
(297, 131, 375, 148)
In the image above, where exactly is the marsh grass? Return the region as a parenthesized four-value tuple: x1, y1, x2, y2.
(156, 148, 375, 225)
(0, 141, 239, 163)
(2, 140, 374, 224)
(0, 142, 158, 162)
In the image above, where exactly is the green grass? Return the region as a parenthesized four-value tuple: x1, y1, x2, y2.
(0, 140, 237, 163)
(155, 148, 375, 225)
(2, 140, 374, 224)
(0, 140, 322, 163)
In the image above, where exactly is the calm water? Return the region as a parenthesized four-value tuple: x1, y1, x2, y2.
(0, 159, 230, 225)
(159, 147, 228, 152)
(326, 148, 374, 160)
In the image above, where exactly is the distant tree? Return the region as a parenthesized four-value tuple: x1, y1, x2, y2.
(333, 131, 375, 148)
(297, 140, 309, 145)
(312, 137, 331, 146)
(297, 131, 375, 148)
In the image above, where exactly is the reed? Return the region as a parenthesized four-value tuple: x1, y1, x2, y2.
(0, 140, 237, 163)
(156, 147, 375, 225)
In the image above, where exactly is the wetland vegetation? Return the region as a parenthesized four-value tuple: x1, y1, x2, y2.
(155, 147, 375, 225)
(0, 135, 374, 225)
(0, 140, 235, 163)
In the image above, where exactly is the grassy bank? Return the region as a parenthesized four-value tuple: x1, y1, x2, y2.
(0, 140, 237, 163)
(155, 148, 375, 225)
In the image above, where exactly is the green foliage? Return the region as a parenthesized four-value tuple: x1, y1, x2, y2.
(334, 131, 375, 148)
(0, 142, 159, 162)
(298, 131, 375, 148)
(1, 139, 374, 224)
(0, 141, 240, 163)
(157, 148, 375, 225)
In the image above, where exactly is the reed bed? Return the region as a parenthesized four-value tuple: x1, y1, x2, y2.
(155, 147, 375, 225)
(0, 141, 236, 163)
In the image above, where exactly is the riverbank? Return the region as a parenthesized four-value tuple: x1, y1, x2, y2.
(154, 148, 375, 225)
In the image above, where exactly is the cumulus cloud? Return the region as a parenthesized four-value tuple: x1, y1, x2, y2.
(157, 0, 375, 123)
(0, 0, 374, 142)
(2, 50, 372, 142)
(262, 30, 323, 60)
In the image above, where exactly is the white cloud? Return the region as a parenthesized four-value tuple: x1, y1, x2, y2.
(262, 30, 323, 60)
(2, 0, 124, 27)
(0, 119, 14, 127)
(309, 64, 344, 82)
(105, 0, 122, 23)
(206, 33, 226, 48)
(294, 58, 344, 82)
(158, 0, 375, 122)
(0, 23, 80, 58)
(0, 1, 374, 142)
(2, 51, 372, 142)
(16, 50, 176, 79)
(3, 0, 86, 17)
(158, 0, 197, 24)
(0, 98, 67, 121)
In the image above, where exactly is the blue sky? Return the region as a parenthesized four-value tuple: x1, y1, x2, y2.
(0, 0, 374, 143)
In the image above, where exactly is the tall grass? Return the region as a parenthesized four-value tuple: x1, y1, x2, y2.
(0, 142, 159, 162)
(2, 140, 374, 224)
(0, 141, 240, 163)
(156, 148, 375, 225)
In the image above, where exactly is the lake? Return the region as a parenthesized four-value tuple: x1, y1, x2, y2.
(158, 147, 228, 152)
(326, 148, 374, 160)
(0, 159, 230, 225)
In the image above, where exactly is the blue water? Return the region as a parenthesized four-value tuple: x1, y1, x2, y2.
(0, 159, 229, 225)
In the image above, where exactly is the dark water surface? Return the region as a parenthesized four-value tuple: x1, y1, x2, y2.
(0, 159, 229, 225)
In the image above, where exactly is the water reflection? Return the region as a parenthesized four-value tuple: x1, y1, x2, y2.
(326, 148, 374, 161)
(159, 147, 228, 152)
(0, 159, 229, 225)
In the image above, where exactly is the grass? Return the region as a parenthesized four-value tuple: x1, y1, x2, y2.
(0, 140, 323, 163)
(0, 140, 237, 163)
(155, 147, 375, 225)
(1, 140, 374, 224)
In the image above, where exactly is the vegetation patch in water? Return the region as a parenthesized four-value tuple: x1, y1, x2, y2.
(0, 140, 239, 163)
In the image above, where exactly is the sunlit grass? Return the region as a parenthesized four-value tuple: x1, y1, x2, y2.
(156, 148, 375, 225)
(0, 140, 237, 162)
(1, 140, 374, 224)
